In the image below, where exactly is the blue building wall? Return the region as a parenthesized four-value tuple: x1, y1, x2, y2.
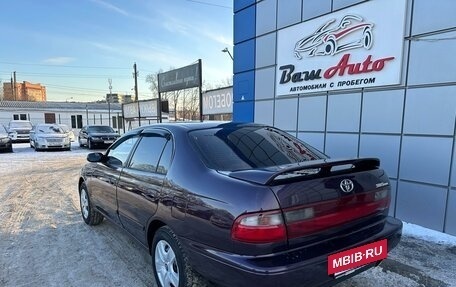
(232, 0, 456, 235)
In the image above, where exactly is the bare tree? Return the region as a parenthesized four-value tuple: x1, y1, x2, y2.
(220, 77, 233, 88)
(145, 70, 228, 121)
(145, 69, 163, 99)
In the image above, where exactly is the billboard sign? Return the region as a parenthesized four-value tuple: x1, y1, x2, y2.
(139, 100, 158, 117)
(123, 102, 139, 119)
(158, 63, 200, 93)
(202, 87, 233, 115)
(276, 0, 407, 96)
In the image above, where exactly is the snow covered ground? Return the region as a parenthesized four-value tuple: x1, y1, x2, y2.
(0, 143, 455, 287)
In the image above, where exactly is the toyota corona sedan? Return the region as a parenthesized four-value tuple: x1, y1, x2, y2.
(78, 122, 402, 287)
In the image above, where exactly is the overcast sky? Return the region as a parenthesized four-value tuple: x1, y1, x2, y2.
(0, 0, 233, 102)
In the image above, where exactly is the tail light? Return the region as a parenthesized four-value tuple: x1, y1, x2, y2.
(232, 189, 390, 243)
(231, 210, 287, 243)
(285, 189, 390, 239)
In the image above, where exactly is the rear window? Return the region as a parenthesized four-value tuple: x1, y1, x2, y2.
(189, 126, 326, 171)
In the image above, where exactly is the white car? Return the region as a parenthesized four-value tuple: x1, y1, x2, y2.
(30, 124, 71, 151)
(7, 120, 33, 142)
(59, 124, 75, 142)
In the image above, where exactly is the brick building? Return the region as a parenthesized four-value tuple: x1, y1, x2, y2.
(3, 81, 47, 101)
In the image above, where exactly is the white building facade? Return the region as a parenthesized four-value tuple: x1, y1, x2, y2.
(0, 101, 124, 136)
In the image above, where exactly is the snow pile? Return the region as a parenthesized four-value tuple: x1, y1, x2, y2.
(402, 222, 456, 246)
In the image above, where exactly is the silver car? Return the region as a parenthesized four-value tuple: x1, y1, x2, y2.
(30, 123, 71, 151)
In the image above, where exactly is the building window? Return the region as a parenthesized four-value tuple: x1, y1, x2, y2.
(13, 114, 27, 120)
(118, 116, 123, 129)
(112, 116, 117, 129)
(77, 115, 83, 128)
(71, 115, 83, 128)
(44, 113, 56, 124)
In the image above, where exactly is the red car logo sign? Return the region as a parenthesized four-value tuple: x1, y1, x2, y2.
(294, 14, 374, 59)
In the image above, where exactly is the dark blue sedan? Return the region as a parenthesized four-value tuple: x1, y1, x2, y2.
(78, 122, 402, 287)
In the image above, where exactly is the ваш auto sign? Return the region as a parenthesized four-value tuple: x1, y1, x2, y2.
(276, 0, 407, 96)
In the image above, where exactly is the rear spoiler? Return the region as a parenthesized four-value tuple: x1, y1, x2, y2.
(224, 158, 380, 185)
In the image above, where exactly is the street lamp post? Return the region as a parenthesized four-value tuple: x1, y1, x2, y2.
(108, 78, 112, 127)
(222, 47, 233, 60)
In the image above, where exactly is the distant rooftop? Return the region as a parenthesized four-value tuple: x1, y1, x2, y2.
(0, 100, 122, 110)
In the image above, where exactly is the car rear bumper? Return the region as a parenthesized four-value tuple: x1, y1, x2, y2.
(181, 216, 402, 287)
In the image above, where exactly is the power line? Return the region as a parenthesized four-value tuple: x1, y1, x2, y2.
(0, 71, 132, 79)
(0, 61, 131, 70)
(44, 84, 107, 92)
(185, 0, 231, 9)
(0, 70, 149, 80)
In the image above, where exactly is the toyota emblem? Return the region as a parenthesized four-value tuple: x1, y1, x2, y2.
(340, 179, 354, 193)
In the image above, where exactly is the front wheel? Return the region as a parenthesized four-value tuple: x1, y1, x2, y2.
(79, 183, 103, 225)
(152, 226, 198, 287)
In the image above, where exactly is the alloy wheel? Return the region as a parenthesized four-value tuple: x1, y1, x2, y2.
(155, 240, 179, 287)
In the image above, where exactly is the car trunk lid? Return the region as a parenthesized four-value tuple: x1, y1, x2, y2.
(226, 158, 391, 242)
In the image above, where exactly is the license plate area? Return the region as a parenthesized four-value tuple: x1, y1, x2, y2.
(333, 265, 365, 279)
(328, 239, 387, 275)
(104, 140, 114, 144)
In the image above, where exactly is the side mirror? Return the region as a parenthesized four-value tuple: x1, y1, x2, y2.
(87, 152, 105, 163)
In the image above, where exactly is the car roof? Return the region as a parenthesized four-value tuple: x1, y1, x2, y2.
(119, 122, 270, 139)
(85, 125, 112, 128)
(135, 121, 266, 133)
(36, 123, 60, 127)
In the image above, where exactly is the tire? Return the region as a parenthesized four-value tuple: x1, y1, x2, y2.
(79, 183, 104, 225)
(152, 226, 197, 287)
(8, 147, 13, 153)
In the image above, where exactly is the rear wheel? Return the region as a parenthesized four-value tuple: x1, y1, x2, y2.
(152, 226, 197, 287)
(79, 183, 103, 225)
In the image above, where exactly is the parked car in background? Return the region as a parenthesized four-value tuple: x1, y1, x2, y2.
(0, 125, 13, 152)
(78, 122, 402, 287)
(59, 124, 75, 142)
(78, 125, 120, 149)
(7, 120, 33, 142)
(30, 123, 71, 151)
